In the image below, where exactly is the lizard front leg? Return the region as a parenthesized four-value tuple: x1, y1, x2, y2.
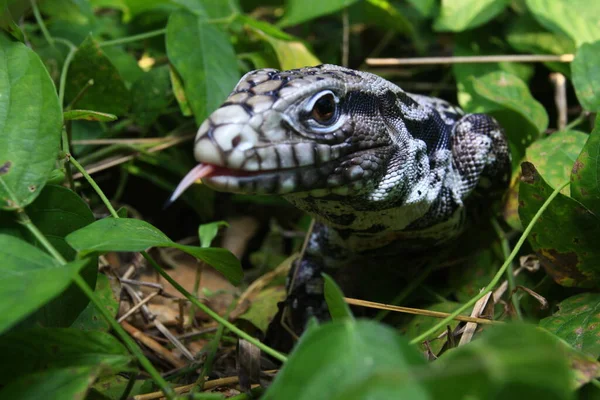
(284, 222, 352, 331)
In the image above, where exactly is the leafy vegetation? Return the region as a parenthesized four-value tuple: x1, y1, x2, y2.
(1, 0, 600, 398)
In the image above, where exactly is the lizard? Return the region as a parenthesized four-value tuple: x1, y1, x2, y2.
(170, 64, 511, 340)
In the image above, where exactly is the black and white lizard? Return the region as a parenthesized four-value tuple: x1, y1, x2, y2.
(172, 64, 510, 337)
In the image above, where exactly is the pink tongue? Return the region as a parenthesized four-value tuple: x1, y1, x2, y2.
(167, 163, 215, 205)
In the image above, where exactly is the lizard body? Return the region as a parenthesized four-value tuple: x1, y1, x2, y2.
(179, 64, 510, 335)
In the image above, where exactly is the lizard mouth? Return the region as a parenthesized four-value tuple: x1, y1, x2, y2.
(167, 162, 333, 204)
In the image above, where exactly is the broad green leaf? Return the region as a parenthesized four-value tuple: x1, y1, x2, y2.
(278, 0, 360, 27)
(39, 0, 94, 24)
(540, 293, 600, 358)
(571, 117, 600, 217)
(525, 0, 600, 47)
(449, 249, 498, 303)
(0, 33, 62, 210)
(242, 17, 321, 70)
(0, 366, 101, 400)
(237, 286, 286, 334)
(323, 273, 353, 321)
(572, 41, 600, 113)
(166, 9, 239, 124)
(63, 109, 117, 122)
(406, 0, 436, 18)
(361, 0, 421, 51)
(0, 328, 133, 383)
(430, 324, 573, 399)
(526, 130, 589, 191)
(434, 0, 508, 32)
(1, 185, 98, 328)
(0, 235, 89, 334)
(453, 32, 534, 112)
(131, 66, 173, 127)
(470, 71, 548, 164)
(198, 220, 229, 248)
(405, 302, 462, 354)
(503, 130, 589, 230)
(519, 162, 600, 287)
(172, 0, 238, 16)
(67, 217, 170, 252)
(66, 218, 243, 284)
(262, 320, 428, 400)
(65, 36, 130, 115)
(71, 274, 119, 332)
(506, 14, 575, 75)
(101, 46, 144, 89)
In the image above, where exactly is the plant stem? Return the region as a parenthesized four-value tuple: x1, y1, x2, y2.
(55, 38, 77, 107)
(410, 180, 570, 345)
(99, 28, 167, 47)
(70, 155, 288, 362)
(69, 157, 119, 218)
(16, 211, 175, 399)
(30, 0, 54, 46)
(491, 218, 522, 320)
(61, 129, 76, 191)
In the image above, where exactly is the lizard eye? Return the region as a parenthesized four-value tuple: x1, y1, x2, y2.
(311, 93, 336, 124)
(306, 90, 339, 126)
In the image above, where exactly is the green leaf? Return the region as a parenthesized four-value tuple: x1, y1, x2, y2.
(278, 0, 360, 27)
(430, 324, 573, 399)
(540, 293, 600, 358)
(434, 0, 508, 32)
(470, 71, 548, 164)
(405, 302, 462, 354)
(198, 220, 228, 248)
(0, 235, 89, 334)
(66, 217, 170, 252)
(63, 109, 117, 122)
(65, 36, 130, 115)
(518, 162, 600, 287)
(15, 185, 97, 328)
(131, 66, 174, 127)
(166, 9, 239, 124)
(406, 0, 437, 18)
(0, 328, 133, 383)
(71, 273, 119, 332)
(236, 286, 286, 334)
(526, 130, 589, 191)
(525, 0, 600, 47)
(506, 14, 575, 75)
(453, 32, 534, 112)
(66, 218, 243, 284)
(0, 33, 62, 210)
(0, 366, 101, 400)
(572, 41, 600, 112)
(241, 16, 321, 70)
(175, 245, 242, 284)
(323, 273, 353, 321)
(571, 117, 600, 215)
(262, 320, 428, 400)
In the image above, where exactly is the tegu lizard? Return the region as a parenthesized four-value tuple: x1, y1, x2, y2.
(170, 64, 510, 338)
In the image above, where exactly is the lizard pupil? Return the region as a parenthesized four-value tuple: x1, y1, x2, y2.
(311, 94, 336, 123)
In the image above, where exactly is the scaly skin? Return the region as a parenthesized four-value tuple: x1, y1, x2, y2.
(189, 64, 511, 337)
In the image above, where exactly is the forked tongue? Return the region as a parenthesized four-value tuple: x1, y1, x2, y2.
(165, 163, 215, 207)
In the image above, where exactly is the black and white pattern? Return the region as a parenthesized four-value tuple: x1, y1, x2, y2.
(190, 64, 511, 335)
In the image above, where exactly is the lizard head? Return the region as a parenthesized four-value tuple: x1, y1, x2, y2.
(171, 64, 400, 203)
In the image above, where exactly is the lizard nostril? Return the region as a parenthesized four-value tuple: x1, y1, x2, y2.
(231, 134, 242, 148)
